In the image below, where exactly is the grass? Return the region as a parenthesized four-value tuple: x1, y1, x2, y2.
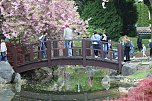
(127, 71, 148, 79)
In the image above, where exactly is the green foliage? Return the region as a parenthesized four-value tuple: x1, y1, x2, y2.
(127, 71, 147, 79)
(74, 0, 138, 40)
(79, 0, 123, 41)
(150, 67, 152, 74)
(139, 34, 151, 39)
(114, 0, 138, 37)
(86, 26, 106, 37)
(149, 19, 152, 24)
(136, 2, 150, 27)
(71, 68, 105, 91)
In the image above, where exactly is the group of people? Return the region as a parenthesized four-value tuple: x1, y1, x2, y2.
(2, 24, 152, 63)
(122, 35, 134, 62)
(137, 36, 147, 57)
(39, 24, 76, 58)
(90, 31, 110, 58)
(137, 36, 152, 58)
(122, 35, 152, 62)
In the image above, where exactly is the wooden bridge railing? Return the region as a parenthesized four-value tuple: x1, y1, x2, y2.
(11, 38, 124, 73)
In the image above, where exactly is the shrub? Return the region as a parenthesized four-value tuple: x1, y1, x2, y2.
(105, 78, 152, 101)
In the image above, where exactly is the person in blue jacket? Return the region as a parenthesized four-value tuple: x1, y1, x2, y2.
(149, 39, 152, 57)
(91, 31, 101, 58)
(39, 32, 48, 59)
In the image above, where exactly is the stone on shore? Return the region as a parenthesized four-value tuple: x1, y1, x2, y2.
(121, 62, 140, 76)
(0, 62, 21, 83)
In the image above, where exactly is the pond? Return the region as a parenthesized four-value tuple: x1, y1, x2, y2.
(1, 66, 129, 101)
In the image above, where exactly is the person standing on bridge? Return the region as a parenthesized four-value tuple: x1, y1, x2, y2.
(63, 24, 73, 56)
(91, 31, 101, 58)
(102, 33, 108, 59)
(39, 32, 48, 59)
(0, 38, 8, 62)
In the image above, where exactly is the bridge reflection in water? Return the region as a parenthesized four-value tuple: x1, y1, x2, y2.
(11, 39, 124, 73)
(13, 89, 119, 101)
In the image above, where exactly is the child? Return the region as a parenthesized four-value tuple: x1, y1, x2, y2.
(0, 39, 8, 62)
(142, 44, 147, 57)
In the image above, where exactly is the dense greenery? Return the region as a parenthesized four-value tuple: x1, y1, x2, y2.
(127, 71, 148, 79)
(136, 2, 150, 27)
(114, 0, 138, 37)
(143, 0, 152, 26)
(74, 0, 138, 40)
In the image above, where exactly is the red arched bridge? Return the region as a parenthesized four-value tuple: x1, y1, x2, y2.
(11, 39, 124, 73)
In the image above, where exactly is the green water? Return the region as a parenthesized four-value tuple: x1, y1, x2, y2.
(1, 66, 121, 101)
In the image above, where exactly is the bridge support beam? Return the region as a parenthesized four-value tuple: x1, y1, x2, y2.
(47, 40, 52, 67)
(12, 45, 17, 71)
(11, 39, 124, 73)
(82, 39, 86, 67)
(117, 43, 123, 73)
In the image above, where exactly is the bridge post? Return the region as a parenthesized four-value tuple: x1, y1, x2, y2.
(53, 40, 59, 57)
(12, 45, 17, 69)
(82, 39, 86, 67)
(47, 40, 52, 66)
(29, 45, 34, 62)
(100, 41, 104, 60)
(85, 39, 91, 56)
(117, 43, 123, 72)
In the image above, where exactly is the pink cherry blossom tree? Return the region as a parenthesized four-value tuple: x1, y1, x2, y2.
(0, 0, 88, 43)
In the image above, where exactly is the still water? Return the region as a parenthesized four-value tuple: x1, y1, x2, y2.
(1, 66, 121, 101)
(1, 83, 119, 101)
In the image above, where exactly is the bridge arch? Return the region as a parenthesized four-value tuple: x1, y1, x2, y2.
(11, 39, 124, 73)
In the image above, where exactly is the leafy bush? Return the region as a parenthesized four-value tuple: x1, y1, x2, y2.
(106, 78, 152, 101)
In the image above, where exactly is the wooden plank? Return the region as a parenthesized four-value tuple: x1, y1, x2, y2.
(47, 40, 52, 66)
(82, 39, 86, 67)
(12, 45, 17, 69)
(13, 39, 123, 73)
(53, 41, 59, 57)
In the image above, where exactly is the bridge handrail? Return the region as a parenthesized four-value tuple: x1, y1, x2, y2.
(11, 39, 123, 73)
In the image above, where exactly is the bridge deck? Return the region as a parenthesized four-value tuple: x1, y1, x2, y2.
(11, 39, 124, 73)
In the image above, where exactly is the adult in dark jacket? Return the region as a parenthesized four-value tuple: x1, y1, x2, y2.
(39, 32, 48, 59)
(137, 36, 142, 52)
(149, 39, 152, 57)
(124, 36, 131, 62)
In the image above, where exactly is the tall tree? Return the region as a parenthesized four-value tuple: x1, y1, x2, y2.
(74, 0, 138, 39)
(114, 0, 138, 36)
(143, 0, 152, 39)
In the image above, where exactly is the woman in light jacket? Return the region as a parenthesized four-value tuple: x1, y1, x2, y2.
(0, 38, 8, 62)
